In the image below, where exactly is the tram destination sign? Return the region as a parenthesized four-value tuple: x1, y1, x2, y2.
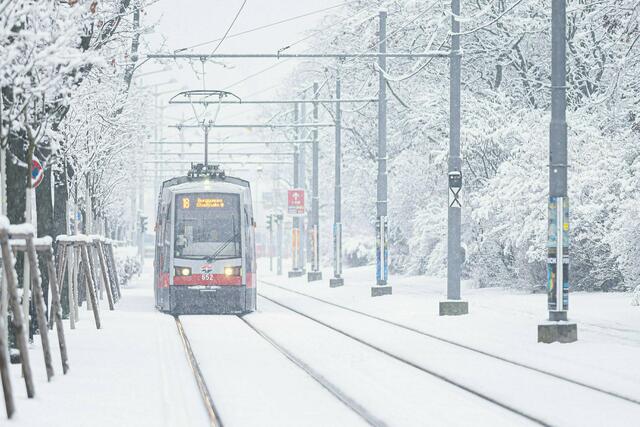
(180, 196, 227, 209)
(288, 189, 305, 215)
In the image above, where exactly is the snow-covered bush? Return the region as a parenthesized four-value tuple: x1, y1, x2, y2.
(632, 286, 640, 307)
(114, 246, 141, 286)
(343, 236, 375, 267)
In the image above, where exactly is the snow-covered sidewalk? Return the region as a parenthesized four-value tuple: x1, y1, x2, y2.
(8, 262, 208, 426)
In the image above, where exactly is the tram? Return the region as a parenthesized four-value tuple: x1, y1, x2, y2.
(153, 164, 257, 314)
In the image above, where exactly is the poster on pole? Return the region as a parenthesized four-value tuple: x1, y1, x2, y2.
(288, 189, 305, 215)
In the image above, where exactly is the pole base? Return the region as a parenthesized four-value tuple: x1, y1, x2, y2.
(329, 277, 344, 288)
(307, 271, 323, 282)
(288, 270, 305, 278)
(371, 285, 392, 297)
(439, 300, 469, 316)
(538, 322, 577, 343)
(548, 310, 568, 321)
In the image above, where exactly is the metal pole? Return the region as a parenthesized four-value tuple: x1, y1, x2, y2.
(548, 0, 569, 322)
(538, 0, 577, 343)
(441, 0, 468, 315)
(372, 10, 391, 296)
(289, 103, 303, 277)
(153, 86, 159, 200)
(268, 214, 274, 272)
(308, 82, 322, 282)
(331, 72, 344, 288)
(204, 124, 209, 167)
(276, 214, 283, 275)
(300, 101, 307, 271)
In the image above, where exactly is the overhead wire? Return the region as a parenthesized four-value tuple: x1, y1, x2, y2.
(174, 0, 360, 53)
(222, 6, 375, 94)
(210, 0, 248, 55)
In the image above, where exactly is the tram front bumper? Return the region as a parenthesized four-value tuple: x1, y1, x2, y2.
(170, 285, 248, 314)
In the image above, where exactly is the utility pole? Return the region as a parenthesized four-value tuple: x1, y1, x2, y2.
(372, 10, 391, 297)
(440, 0, 468, 316)
(308, 82, 322, 282)
(288, 104, 305, 278)
(300, 100, 307, 272)
(276, 213, 283, 275)
(204, 123, 210, 167)
(153, 86, 159, 200)
(330, 72, 344, 288)
(538, 0, 577, 343)
(268, 214, 274, 272)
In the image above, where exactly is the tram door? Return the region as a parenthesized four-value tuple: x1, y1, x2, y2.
(156, 203, 172, 310)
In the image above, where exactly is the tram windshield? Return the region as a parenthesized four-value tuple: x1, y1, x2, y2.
(174, 193, 242, 259)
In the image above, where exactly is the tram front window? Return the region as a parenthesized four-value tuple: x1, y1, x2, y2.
(174, 193, 241, 259)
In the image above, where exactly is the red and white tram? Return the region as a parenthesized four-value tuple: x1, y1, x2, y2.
(154, 164, 257, 314)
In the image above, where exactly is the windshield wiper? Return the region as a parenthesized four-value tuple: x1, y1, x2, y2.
(206, 232, 240, 262)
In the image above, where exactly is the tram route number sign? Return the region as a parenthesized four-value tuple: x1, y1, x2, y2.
(288, 189, 305, 215)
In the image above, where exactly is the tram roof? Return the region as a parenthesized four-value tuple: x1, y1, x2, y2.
(161, 174, 250, 193)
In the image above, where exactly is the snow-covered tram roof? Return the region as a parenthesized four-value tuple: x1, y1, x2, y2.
(158, 173, 251, 204)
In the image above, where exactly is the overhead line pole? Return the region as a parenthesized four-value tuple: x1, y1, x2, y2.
(330, 71, 344, 288)
(372, 10, 391, 297)
(439, 0, 468, 315)
(289, 104, 304, 278)
(538, 0, 577, 344)
(308, 82, 322, 282)
(300, 99, 308, 272)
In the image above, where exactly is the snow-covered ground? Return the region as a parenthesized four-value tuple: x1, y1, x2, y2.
(7, 257, 640, 426)
(257, 259, 640, 425)
(7, 263, 208, 427)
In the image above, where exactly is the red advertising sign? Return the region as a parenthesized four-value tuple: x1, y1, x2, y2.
(288, 189, 305, 215)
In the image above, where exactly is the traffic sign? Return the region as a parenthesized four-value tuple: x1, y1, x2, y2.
(31, 158, 44, 189)
(287, 189, 305, 215)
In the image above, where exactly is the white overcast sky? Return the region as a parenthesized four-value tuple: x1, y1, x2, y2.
(142, 0, 332, 127)
(139, 0, 337, 215)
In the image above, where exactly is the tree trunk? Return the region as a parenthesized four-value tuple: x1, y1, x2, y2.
(53, 165, 70, 316)
(36, 167, 54, 314)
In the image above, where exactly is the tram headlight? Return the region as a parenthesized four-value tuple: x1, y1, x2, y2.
(175, 267, 192, 276)
(224, 266, 241, 277)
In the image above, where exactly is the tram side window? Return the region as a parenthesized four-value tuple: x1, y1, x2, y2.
(244, 209, 251, 267)
(162, 206, 171, 272)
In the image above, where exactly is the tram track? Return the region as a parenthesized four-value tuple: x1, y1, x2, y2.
(238, 315, 387, 426)
(255, 292, 549, 426)
(175, 316, 223, 427)
(260, 279, 640, 407)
